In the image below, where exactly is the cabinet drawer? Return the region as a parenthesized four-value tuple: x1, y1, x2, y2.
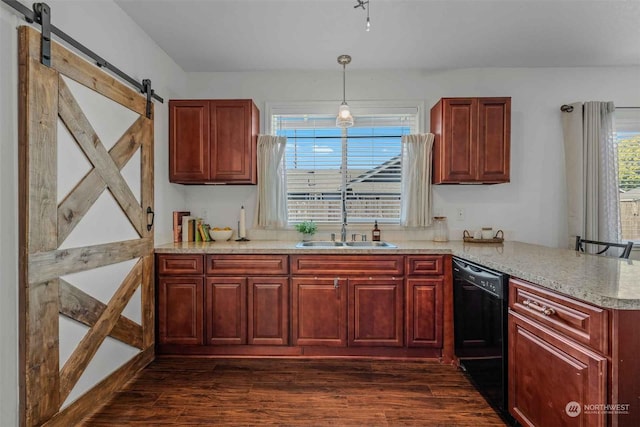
(290, 255, 404, 276)
(509, 278, 608, 354)
(206, 255, 288, 275)
(157, 254, 204, 275)
(406, 255, 444, 276)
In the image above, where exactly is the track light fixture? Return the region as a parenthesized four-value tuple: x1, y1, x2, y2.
(354, 0, 371, 32)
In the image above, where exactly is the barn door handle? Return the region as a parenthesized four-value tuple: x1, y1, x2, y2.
(146, 207, 155, 231)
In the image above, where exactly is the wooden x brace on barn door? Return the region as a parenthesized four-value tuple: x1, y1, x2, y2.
(18, 26, 155, 427)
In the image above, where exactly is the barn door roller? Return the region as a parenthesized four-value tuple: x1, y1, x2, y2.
(32, 3, 51, 66)
(2, 0, 163, 116)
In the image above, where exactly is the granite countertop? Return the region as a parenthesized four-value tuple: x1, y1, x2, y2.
(155, 240, 640, 310)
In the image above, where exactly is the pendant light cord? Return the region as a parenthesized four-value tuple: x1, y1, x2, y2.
(342, 63, 346, 103)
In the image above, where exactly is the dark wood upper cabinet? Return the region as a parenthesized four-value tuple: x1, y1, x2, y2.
(169, 99, 259, 184)
(431, 97, 510, 184)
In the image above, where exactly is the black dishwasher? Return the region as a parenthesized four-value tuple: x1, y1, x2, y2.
(452, 257, 513, 425)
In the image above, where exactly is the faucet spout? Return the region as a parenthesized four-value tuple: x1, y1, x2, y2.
(341, 222, 347, 242)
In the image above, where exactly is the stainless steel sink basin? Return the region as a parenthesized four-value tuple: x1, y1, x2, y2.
(295, 241, 346, 247)
(295, 241, 397, 248)
(343, 241, 397, 248)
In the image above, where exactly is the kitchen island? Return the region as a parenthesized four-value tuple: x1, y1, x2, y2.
(155, 239, 640, 426)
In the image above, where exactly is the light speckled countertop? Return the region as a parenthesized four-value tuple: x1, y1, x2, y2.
(155, 240, 640, 310)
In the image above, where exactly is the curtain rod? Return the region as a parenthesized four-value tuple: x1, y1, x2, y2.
(561, 104, 640, 113)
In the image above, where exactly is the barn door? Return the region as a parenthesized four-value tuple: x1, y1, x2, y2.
(18, 26, 155, 426)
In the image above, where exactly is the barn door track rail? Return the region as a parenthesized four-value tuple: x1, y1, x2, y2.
(2, 0, 163, 118)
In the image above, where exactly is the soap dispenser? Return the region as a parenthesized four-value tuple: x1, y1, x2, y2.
(372, 221, 381, 241)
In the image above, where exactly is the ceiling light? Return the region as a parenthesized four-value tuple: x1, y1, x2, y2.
(354, 0, 371, 32)
(336, 54, 354, 128)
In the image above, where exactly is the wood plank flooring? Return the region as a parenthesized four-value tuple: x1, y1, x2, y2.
(81, 358, 506, 426)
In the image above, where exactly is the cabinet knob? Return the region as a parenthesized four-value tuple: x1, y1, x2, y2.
(334, 278, 339, 288)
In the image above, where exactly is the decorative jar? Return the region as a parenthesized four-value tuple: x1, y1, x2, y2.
(433, 217, 449, 242)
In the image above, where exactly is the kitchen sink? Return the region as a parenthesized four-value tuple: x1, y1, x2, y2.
(295, 241, 345, 247)
(343, 241, 397, 248)
(295, 241, 397, 248)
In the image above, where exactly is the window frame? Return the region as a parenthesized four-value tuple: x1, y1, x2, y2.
(615, 107, 640, 245)
(266, 100, 426, 229)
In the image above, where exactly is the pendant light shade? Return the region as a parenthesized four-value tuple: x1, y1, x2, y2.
(336, 55, 354, 128)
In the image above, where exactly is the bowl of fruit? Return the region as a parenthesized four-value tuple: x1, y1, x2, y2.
(209, 227, 234, 241)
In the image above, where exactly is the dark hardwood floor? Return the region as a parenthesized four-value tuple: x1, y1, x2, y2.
(81, 357, 506, 426)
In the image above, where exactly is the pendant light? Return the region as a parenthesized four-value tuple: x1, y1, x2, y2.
(336, 54, 354, 128)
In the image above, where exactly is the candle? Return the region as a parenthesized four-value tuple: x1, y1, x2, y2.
(239, 206, 246, 238)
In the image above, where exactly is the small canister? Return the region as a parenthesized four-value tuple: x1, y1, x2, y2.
(481, 227, 494, 240)
(433, 217, 449, 242)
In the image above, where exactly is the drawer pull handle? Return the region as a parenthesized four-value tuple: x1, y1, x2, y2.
(523, 299, 556, 316)
(334, 278, 339, 289)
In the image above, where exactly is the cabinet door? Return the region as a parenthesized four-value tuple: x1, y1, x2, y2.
(477, 98, 510, 183)
(438, 98, 477, 183)
(210, 100, 258, 183)
(292, 277, 347, 347)
(205, 277, 247, 345)
(406, 278, 443, 348)
(169, 100, 210, 182)
(248, 277, 289, 345)
(509, 310, 607, 427)
(158, 277, 203, 345)
(348, 278, 403, 347)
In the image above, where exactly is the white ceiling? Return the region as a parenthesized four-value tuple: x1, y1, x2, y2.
(115, 0, 640, 72)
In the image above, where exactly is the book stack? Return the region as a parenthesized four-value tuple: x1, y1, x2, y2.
(173, 211, 213, 242)
(172, 211, 190, 243)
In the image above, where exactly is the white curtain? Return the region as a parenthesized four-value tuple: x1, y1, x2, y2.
(400, 133, 435, 227)
(255, 135, 287, 228)
(561, 101, 620, 247)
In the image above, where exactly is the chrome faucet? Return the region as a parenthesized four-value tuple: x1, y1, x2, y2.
(340, 161, 348, 242)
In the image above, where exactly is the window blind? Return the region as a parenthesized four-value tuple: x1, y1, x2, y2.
(273, 113, 416, 224)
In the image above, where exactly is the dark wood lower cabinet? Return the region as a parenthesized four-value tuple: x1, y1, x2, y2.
(406, 278, 443, 348)
(292, 277, 348, 347)
(157, 254, 447, 358)
(509, 310, 607, 427)
(157, 277, 203, 345)
(205, 277, 247, 345)
(248, 277, 289, 345)
(349, 278, 403, 347)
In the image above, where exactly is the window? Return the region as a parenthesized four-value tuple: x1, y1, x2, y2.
(616, 108, 640, 241)
(271, 108, 418, 225)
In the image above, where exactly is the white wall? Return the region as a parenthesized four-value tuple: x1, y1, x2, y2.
(183, 67, 640, 247)
(0, 1, 187, 424)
